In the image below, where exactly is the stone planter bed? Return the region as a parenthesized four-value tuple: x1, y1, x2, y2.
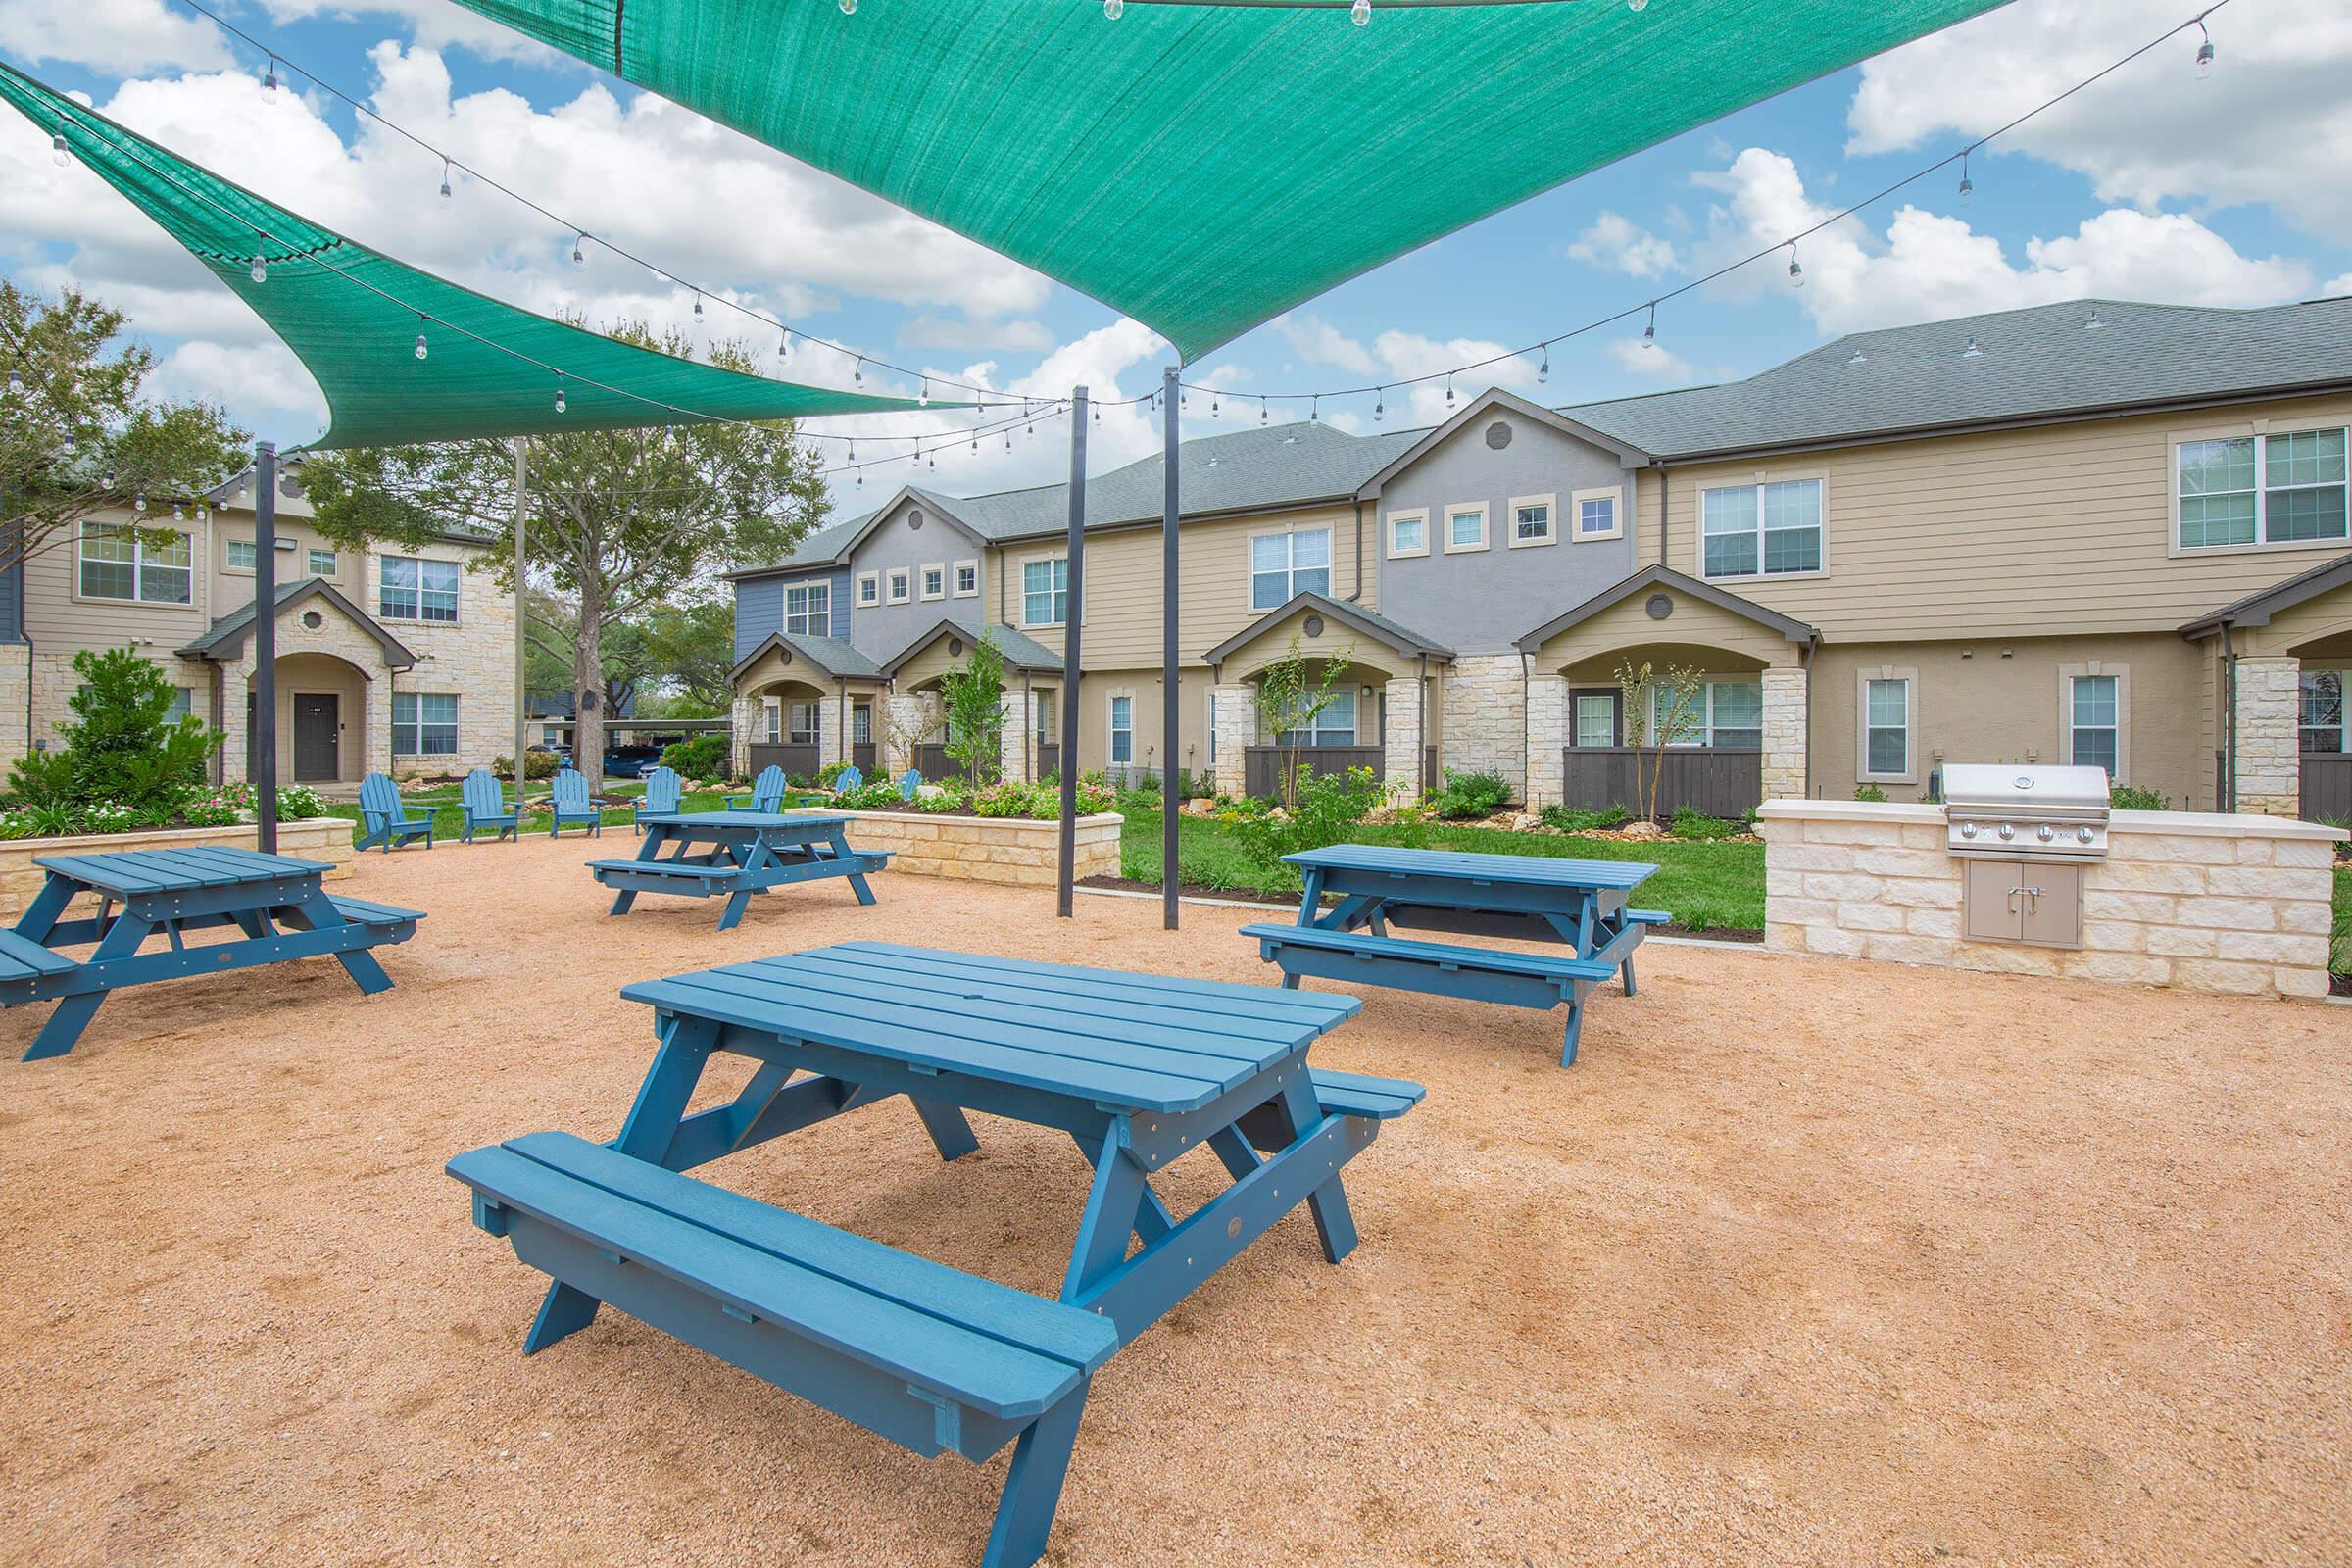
(0, 816, 355, 920)
(785, 807, 1121, 887)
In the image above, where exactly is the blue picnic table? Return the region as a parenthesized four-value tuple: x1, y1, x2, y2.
(0, 846, 422, 1061)
(448, 941, 1423, 1568)
(588, 810, 887, 931)
(1241, 843, 1666, 1067)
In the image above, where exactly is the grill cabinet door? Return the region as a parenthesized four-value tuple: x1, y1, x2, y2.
(1962, 858, 2026, 943)
(2017, 864, 2083, 949)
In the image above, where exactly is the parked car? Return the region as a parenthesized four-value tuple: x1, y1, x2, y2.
(602, 742, 667, 779)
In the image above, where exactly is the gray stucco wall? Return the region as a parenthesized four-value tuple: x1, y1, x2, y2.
(733, 564, 851, 661)
(837, 495, 989, 665)
(1370, 411, 1642, 653)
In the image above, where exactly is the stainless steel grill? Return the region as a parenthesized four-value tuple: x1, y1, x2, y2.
(1942, 762, 2111, 859)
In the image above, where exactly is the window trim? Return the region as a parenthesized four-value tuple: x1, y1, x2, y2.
(377, 554, 461, 624)
(1442, 502, 1490, 555)
(885, 567, 911, 606)
(1107, 690, 1134, 765)
(1569, 687, 1622, 749)
(1695, 474, 1829, 581)
(1020, 556, 1069, 628)
(855, 570, 881, 608)
(391, 690, 460, 758)
(952, 559, 980, 599)
(919, 563, 948, 603)
(306, 547, 338, 578)
(2300, 667, 2348, 755)
(783, 579, 831, 638)
(77, 521, 194, 607)
(2169, 422, 2352, 557)
(1385, 507, 1430, 560)
(1570, 486, 1624, 544)
(1650, 677, 1764, 750)
(1278, 686, 1357, 747)
(1247, 525, 1334, 612)
(2057, 662, 2131, 781)
(1505, 493, 1558, 550)
(1855, 667, 1917, 786)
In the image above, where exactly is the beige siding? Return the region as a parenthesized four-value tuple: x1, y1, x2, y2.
(1637, 392, 2352, 640)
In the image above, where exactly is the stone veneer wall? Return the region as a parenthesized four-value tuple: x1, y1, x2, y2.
(1210, 684, 1252, 799)
(2231, 656, 2301, 816)
(790, 808, 1122, 886)
(1758, 800, 2344, 1000)
(1524, 673, 1567, 809)
(1441, 653, 1527, 799)
(1381, 675, 1425, 796)
(0, 815, 354, 920)
(0, 643, 29, 765)
(1760, 667, 1807, 802)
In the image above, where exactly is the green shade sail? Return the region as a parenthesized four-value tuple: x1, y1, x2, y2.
(0, 61, 933, 449)
(447, 0, 2009, 363)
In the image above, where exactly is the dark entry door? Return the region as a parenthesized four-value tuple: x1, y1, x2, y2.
(293, 693, 339, 782)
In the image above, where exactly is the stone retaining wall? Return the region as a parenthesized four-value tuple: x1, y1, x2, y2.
(0, 816, 356, 920)
(791, 808, 1122, 886)
(1758, 800, 2344, 1000)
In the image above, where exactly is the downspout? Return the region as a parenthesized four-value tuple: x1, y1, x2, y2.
(1416, 652, 1429, 794)
(2220, 621, 2237, 812)
(836, 676, 847, 773)
(1655, 462, 1669, 567)
(1801, 636, 1816, 800)
(1351, 499, 1367, 602)
(1518, 651, 1532, 806)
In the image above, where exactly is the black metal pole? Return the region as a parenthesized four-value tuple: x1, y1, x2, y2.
(253, 439, 279, 855)
(1160, 364, 1180, 930)
(1055, 386, 1088, 918)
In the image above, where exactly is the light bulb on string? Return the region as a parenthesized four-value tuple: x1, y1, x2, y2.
(1787, 243, 1804, 289)
(854, 357, 864, 385)
(63, 433, 78, 457)
(849, 439, 857, 463)
(134, 493, 146, 514)
(263, 58, 279, 99)
(1093, 401, 1100, 422)
(172, 504, 184, 521)
(4, 368, 20, 398)
(50, 132, 68, 167)
(1211, 394, 1220, 418)
(1259, 398, 1268, 424)
(555, 379, 567, 414)
(1104, 0, 1122, 16)
(103, 467, 118, 490)
(1446, 375, 1454, 405)
(250, 252, 267, 283)
(919, 377, 929, 407)
(777, 330, 791, 361)
(1958, 149, 1973, 201)
(1310, 395, 1319, 423)
(439, 159, 452, 201)
(1373, 388, 1384, 421)
(856, 466, 863, 487)
(1537, 346, 1549, 384)
(2194, 20, 2214, 76)
(1642, 302, 1657, 349)
(414, 326, 428, 361)
(1351, 0, 1369, 24)
(572, 234, 587, 270)
(1004, 432, 1012, 452)
(693, 291, 703, 319)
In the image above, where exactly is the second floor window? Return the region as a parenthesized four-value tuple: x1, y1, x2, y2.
(1702, 479, 1822, 578)
(380, 557, 458, 622)
(81, 523, 191, 604)
(887, 567, 911, 605)
(308, 548, 337, 576)
(1024, 558, 1068, 625)
(391, 691, 458, 755)
(1279, 688, 1355, 746)
(1512, 500, 1553, 545)
(2179, 428, 2348, 549)
(955, 561, 979, 597)
(857, 572, 880, 607)
(784, 581, 830, 636)
(226, 537, 258, 570)
(2300, 670, 2345, 755)
(1250, 528, 1330, 610)
(1108, 694, 1133, 763)
(921, 564, 946, 600)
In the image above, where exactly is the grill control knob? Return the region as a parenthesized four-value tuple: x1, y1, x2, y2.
(1996, 823, 2015, 841)
(2077, 826, 2095, 844)
(1959, 821, 1978, 839)
(2036, 824, 2055, 843)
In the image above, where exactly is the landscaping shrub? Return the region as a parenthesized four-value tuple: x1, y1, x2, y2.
(494, 750, 563, 780)
(2110, 784, 2169, 811)
(816, 760, 853, 787)
(47, 647, 219, 817)
(659, 733, 728, 780)
(1853, 783, 1888, 803)
(277, 784, 327, 821)
(1668, 805, 1740, 840)
(1429, 768, 1512, 820)
(1224, 764, 1385, 869)
(1540, 803, 1629, 833)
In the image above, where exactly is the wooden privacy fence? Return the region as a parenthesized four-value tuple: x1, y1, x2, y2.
(2303, 756, 2352, 822)
(1560, 746, 1762, 820)
(1244, 746, 1384, 800)
(746, 742, 820, 781)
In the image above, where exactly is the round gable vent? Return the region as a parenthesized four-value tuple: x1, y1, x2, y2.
(1302, 613, 1325, 638)
(907, 509, 926, 530)
(948, 637, 964, 658)
(1485, 420, 1513, 450)
(1644, 593, 1674, 620)
(301, 610, 323, 630)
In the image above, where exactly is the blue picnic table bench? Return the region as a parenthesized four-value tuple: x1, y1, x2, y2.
(448, 941, 1422, 1568)
(0, 845, 422, 1060)
(588, 810, 887, 931)
(1240, 843, 1665, 1067)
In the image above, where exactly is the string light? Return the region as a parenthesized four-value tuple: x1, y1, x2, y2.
(414, 321, 428, 360)
(777, 330, 791, 361)
(262, 58, 279, 99)
(51, 132, 68, 166)
(692, 290, 703, 318)
(2194, 18, 2215, 76)
(1787, 242, 1804, 289)
(1310, 395, 1319, 422)
(1446, 374, 1455, 405)
(1104, 0, 1123, 16)
(1259, 397, 1268, 424)
(1373, 388, 1384, 421)
(249, 252, 267, 283)
(1537, 346, 1549, 384)
(1212, 393, 1221, 417)
(4, 368, 20, 398)
(1957, 148, 1973, 201)
(854, 357, 864, 384)
(919, 376, 930, 407)
(1642, 302, 1657, 348)
(554, 378, 566, 413)
(572, 233, 587, 270)
(439, 159, 452, 200)
(1351, 0, 1370, 24)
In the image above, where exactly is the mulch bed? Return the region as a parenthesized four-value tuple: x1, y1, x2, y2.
(1075, 873, 1762, 943)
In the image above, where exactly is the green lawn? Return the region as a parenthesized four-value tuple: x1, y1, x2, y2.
(320, 780, 737, 839)
(1116, 809, 1767, 933)
(2336, 866, 2351, 981)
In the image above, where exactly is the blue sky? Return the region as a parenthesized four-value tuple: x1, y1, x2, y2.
(4, 0, 2347, 500)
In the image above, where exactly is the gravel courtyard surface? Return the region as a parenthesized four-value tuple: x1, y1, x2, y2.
(2, 833, 2345, 1567)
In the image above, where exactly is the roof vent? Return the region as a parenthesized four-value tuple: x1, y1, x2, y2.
(1302, 613, 1325, 638)
(1644, 593, 1674, 621)
(908, 509, 926, 529)
(1485, 420, 1513, 450)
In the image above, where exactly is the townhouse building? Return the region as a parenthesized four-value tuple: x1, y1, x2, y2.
(729, 295, 2352, 820)
(0, 472, 516, 789)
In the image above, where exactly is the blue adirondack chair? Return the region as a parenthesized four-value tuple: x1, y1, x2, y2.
(548, 767, 602, 838)
(355, 771, 433, 854)
(898, 769, 923, 801)
(633, 765, 680, 835)
(831, 765, 863, 794)
(725, 763, 786, 814)
(460, 768, 520, 844)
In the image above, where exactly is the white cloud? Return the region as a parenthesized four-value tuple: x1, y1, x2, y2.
(2323, 272, 2352, 298)
(1605, 336, 1692, 380)
(1694, 148, 2313, 336)
(1370, 330, 1539, 425)
(1566, 212, 1681, 279)
(898, 315, 1055, 353)
(156, 340, 325, 428)
(1276, 313, 1376, 377)
(1848, 0, 2352, 241)
(0, 0, 233, 74)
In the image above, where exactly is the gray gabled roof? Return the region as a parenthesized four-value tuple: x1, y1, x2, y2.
(1515, 564, 1818, 651)
(178, 577, 417, 668)
(1356, 387, 1649, 497)
(727, 629, 882, 683)
(1203, 590, 1453, 667)
(2180, 547, 2352, 636)
(879, 617, 1065, 678)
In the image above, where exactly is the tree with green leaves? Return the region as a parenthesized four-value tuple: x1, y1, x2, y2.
(0, 282, 249, 575)
(938, 634, 1007, 785)
(6, 646, 220, 816)
(301, 323, 828, 769)
(1252, 633, 1355, 808)
(1615, 658, 1704, 822)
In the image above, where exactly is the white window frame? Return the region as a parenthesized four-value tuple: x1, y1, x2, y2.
(952, 560, 979, 598)
(855, 570, 880, 608)
(761, 697, 781, 744)
(307, 547, 337, 577)
(379, 555, 460, 623)
(79, 522, 192, 605)
(1698, 476, 1826, 581)
(165, 686, 195, 725)
(1650, 678, 1764, 749)
(1386, 508, 1429, 560)
(1279, 687, 1356, 747)
(2057, 662, 2131, 780)
(1506, 493, 1557, 549)
(783, 580, 830, 637)
(919, 564, 947, 602)
(886, 567, 911, 606)
(786, 700, 821, 746)
(1249, 526, 1334, 610)
(224, 536, 259, 572)
(1021, 557, 1068, 628)
(1107, 692, 1134, 765)
(2171, 423, 2351, 556)
(391, 690, 459, 757)
(2300, 668, 2348, 755)
(1204, 685, 1219, 764)
(1856, 668, 1916, 786)
(1443, 503, 1489, 555)
(1571, 486, 1624, 543)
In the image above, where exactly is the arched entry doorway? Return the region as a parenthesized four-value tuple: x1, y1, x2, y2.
(248, 651, 369, 786)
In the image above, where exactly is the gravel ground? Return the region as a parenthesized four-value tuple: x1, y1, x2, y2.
(1, 832, 2345, 1567)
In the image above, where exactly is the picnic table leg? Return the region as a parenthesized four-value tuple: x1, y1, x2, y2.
(829, 827, 878, 906)
(1071, 1131, 1174, 1243)
(1559, 980, 1588, 1069)
(278, 892, 394, 996)
(1621, 956, 1636, 997)
(21, 909, 153, 1062)
(1061, 1135, 1155, 1300)
(1272, 1078, 1358, 1265)
(12, 871, 78, 946)
(980, 1381, 1089, 1568)
(909, 1097, 980, 1161)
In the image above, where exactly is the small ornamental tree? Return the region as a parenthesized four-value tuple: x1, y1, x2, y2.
(1252, 634, 1355, 808)
(27, 646, 220, 814)
(1614, 658, 1704, 822)
(939, 634, 1008, 785)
